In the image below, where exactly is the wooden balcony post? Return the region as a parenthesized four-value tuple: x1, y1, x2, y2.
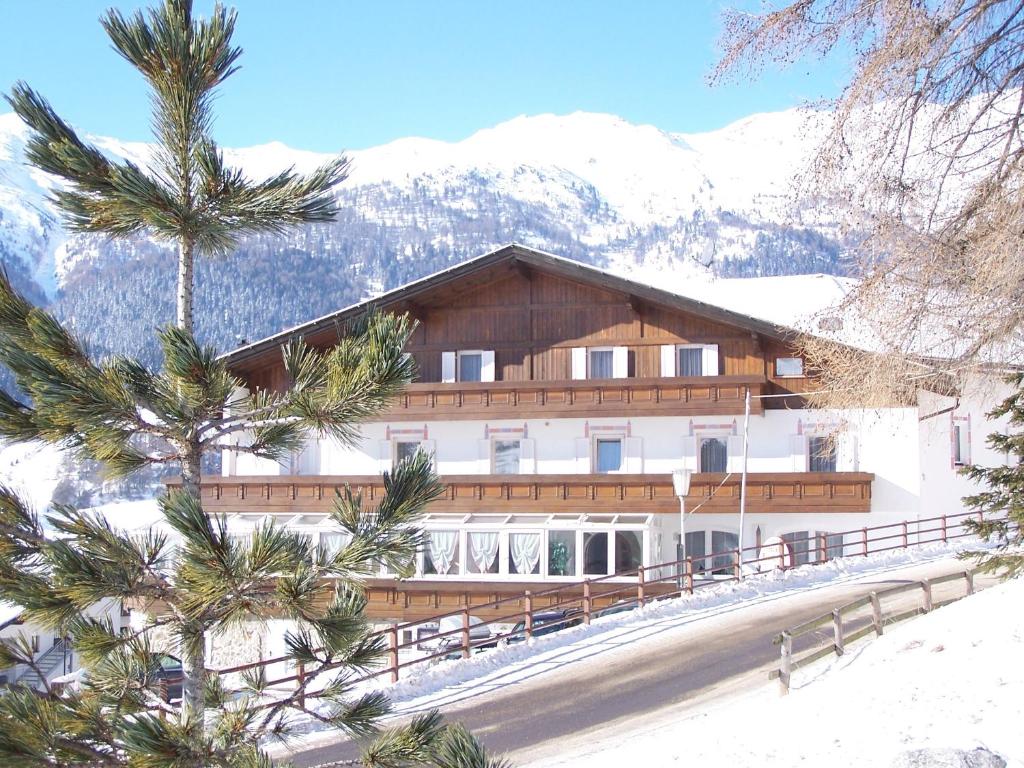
(862, 527, 869, 556)
(637, 566, 646, 608)
(832, 609, 844, 656)
(296, 661, 305, 708)
(733, 549, 741, 580)
(817, 533, 825, 563)
(461, 603, 471, 660)
(941, 514, 948, 544)
(779, 632, 792, 696)
(870, 591, 883, 637)
(388, 623, 399, 683)
(158, 678, 168, 720)
(583, 580, 592, 625)
(685, 556, 694, 595)
(901, 521, 909, 548)
(524, 591, 534, 640)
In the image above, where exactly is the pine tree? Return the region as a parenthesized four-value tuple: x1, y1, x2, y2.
(0, 272, 507, 767)
(962, 373, 1024, 577)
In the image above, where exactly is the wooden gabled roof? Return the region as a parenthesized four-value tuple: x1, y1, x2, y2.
(223, 243, 799, 370)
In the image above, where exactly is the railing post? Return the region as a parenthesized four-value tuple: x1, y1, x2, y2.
(524, 591, 534, 640)
(941, 514, 948, 544)
(158, 678, 168, 720)
(870, 591, 883, 637)
(296, 661, 305, 708)
(685, 556, 694, 594)
(388, 623, 399, 683)
(832, 608, 844, 656)
(921, 579, 933, 612)
(862, 527, 869, 557)
(733, 549, 741, 580)
(461, 603, 471, 660)
(965, 570, 975, 595)
(637, 566, 645, 608)
(583, 580, 592, 625)
(901, 521, 909, 548)
(779, 631, 792, 696)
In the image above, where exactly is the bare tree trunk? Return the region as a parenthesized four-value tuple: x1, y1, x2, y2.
(179, 442, 206, 714)
(177, 238, 194, 333)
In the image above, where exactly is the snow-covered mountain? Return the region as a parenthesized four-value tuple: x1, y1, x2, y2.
(0, 107, 847, 364)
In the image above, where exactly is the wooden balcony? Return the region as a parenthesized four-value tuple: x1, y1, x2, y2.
(179, 471, 874, 516)
(381, 375, 768, 421)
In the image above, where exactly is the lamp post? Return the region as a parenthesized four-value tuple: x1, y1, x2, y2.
(672, 468, 692, 573)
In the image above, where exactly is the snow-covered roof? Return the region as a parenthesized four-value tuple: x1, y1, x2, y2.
(0, 601, 22, 629)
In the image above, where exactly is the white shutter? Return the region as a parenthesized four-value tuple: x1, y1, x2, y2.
(575, 438, 591, 472)
(441, 351, 456, 383)
(612, 346, 629, 379)
(571, 347, 587, 380)
(480, 350, 496, 382)
(623, 437, 643, 473)
(520, 438, 536, 474)
(681, 436, 698, 472)
(726, 436, 744, 473)
(702, 344, 720, 376)
(791, 435, 809, 472)
(378, 440, 393, 473)
(660, 344, 676, 377)
(478, 439, 492, 474)
(837, 433, 859, 471)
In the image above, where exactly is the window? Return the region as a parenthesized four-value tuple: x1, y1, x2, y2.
(424, 530, 459, 575)
(808, 436, 837, 472)
(953, 422, 970, 466)
(678, 347, 703, 376)
(782, 531, 811, 566)
(548, 530, 576, 576)
(595, 438, 623, 473)
(395, 440, 431, 468)
(492, 439, 521, 474)
(815, 532, 845, 561)
(467, 531, 500, 574)
(684, 530, 706, 574)
(509, 533, 541, 575)
(615, 530, 643, 574)
(589, 348, 614, 379)
(458, 352, 483, 382)
(699, 437, 728, 473)
(776, 357, 804, 377)
(583, 531, 609, 575)
(711, 530, 739, 574)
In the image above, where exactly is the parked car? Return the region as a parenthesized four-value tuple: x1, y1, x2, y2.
(594, 600, 638, 619)
(433, 615, 494, 660)
(479, 608, 583, 649)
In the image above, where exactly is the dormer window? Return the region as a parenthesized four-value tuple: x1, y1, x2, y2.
(589, 348, 614, 379)
(571, 346, 628, 380)
(458, 352, 483, 382)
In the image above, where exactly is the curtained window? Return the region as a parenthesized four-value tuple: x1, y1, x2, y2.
(424, 530, 459, 575)
(509, 533, 541, 575)
(467, 531, 499, 573)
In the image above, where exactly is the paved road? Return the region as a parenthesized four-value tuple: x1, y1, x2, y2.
(281, 559, 996, 767)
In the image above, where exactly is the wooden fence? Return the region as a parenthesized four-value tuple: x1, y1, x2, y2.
(770, 569, 982, 694)
(202, 508, 999, 711)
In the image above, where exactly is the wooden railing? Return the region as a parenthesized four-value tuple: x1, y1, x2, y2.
(180, 471, 875, 516)
(382, 375, 769, 421)
(208, 508, 994, 710)
(770, 568, 988, 694)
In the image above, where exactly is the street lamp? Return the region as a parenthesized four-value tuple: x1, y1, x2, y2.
(672, 468, 692, 567)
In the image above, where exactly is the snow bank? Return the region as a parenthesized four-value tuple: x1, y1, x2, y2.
(531, 575, 1024, 768)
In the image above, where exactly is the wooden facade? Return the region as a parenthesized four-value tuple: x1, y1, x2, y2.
(176, 472, 874, 516)
(228, 246, 819, 410)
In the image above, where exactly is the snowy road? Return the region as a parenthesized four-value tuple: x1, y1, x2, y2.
(280, 558, 998, 767)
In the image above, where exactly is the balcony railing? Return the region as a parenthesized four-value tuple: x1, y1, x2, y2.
(381, 375, 768, 421)
(175, 471, 874, 516)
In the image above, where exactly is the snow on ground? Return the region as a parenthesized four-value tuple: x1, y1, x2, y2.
(270, 539, 997, 751)
(0, 441, 67, 514)
(530, 574, 1023, 768)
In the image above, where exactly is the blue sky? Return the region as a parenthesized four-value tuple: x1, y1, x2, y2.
(0, 1, 849, 152)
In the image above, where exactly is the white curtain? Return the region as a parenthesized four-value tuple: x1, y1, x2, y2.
(429, 530, 459, 575)
(469, 531, 500, 573)
(510, 533, 541, 575)
(318, 532, 349, 559)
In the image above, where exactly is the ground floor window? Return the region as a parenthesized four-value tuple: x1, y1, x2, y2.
(414, 513, 654, 580)
(711, 530, 739, 574)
